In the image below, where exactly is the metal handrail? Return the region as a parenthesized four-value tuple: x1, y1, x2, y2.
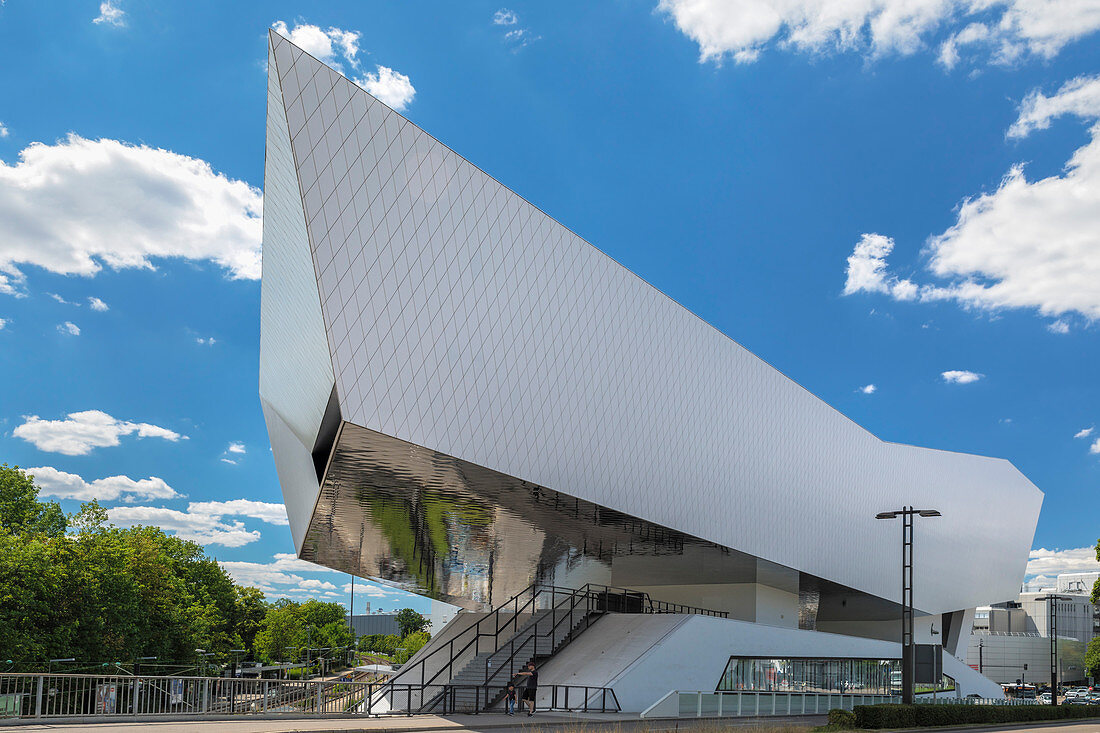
(435, 683, 620, 714)
(369, 582, 727, 713)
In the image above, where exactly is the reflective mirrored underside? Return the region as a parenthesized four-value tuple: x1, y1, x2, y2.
(301, 420, 908, 638)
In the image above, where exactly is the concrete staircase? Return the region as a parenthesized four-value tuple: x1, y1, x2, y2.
(429, 606, 599, 713)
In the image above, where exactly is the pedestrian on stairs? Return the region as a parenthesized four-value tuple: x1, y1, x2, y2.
(517, 661, 538, 716)
(504, 683, 518, 715)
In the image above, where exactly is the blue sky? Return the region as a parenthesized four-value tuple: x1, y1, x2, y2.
(0, 0, 1098, 611)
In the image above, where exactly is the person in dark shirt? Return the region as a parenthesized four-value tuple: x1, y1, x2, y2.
(516, 661, 538, 716)
(504, 683, 518, 715)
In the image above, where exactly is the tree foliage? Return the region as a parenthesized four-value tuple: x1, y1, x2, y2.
(396, 608, 429, 637)
(1092, 537, 1100, 605)
(252, 599, 355, 664)
(0, 465, 276, 670)
(1086, 636, 1100, 679)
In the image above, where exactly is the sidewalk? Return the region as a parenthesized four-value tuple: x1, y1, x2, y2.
(1, 711, 822, 732)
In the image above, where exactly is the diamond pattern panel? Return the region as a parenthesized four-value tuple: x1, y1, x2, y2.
(266, 32, 1042, 614)
(260, 34, 338, 548)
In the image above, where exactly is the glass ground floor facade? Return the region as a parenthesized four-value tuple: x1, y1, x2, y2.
(717, 657, 901, 695)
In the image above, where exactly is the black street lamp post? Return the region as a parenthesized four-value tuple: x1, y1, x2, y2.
(1035, 594, 1071, 705)
(876, 506, 942, 705)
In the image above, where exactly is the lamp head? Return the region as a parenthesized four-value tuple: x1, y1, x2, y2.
(875, 512, 899, 520)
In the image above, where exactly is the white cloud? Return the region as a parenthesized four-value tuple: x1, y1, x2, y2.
(298, 578, 337, 591)
(1008, 74, 1100, 139)
(271, 21, 360, 69)
(1075, 427, 1094, 439)
(57, 321, 80, 336)
(1092, 437, 1100, 455)
(271, 21, 417, 113)
(656, 0, 1100, 67)
(107, 506, 260, 547)
(843, 75, 1100, 324)
(0, 134, 261, 296)
(270, 552, 340, 573)
(88, 297, 109, 311)
(227, 442, 246, 454)
(843, 234, 918, 300)
(341, 582, 390, 598)
(941, 370, 983, 384)
(1047, 319, 1070, 334)
(49, 293, 77, 306)
(93, 0, 125, 27)
(220, 458, 237, 465)
(355, 67, 416, 111)
(219, 553, 343, 594)
(187, 499, 288, 526)
(196, 336, 216, 345)
(1026, 547, 1100, 579)
(492, 9, 538, 49)
(0, 123, 8, 138)
(0, 318, 6, 330)
(13, 410, 185, 456)
(28, 466, 178, 502)
(860, 384, 877, 394)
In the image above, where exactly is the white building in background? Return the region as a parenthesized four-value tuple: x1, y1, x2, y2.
(260, 29, 1043, 709)
(966, 573, 1100, 685)
(1057, 573, 1100, 596)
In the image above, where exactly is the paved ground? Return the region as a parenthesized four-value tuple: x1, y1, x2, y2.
(0, 712, 820, 732)
(10, 714, 1100, 733)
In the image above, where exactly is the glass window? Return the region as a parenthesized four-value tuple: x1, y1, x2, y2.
(716, 657, 901, 695)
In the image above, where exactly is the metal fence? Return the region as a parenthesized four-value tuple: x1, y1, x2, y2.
(429, 684, 620, 714)
(640, 690, 901, 718)
(0, 674, 617, 721)
(0, 673, 432, 720)
(916, 696, 1043, 706)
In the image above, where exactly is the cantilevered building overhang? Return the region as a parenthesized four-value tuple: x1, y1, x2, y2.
(260, 30, 1042, 634)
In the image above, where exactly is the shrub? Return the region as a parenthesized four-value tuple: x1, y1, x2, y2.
(827, 708, 858, 728)
(854, 703, 1100, 729)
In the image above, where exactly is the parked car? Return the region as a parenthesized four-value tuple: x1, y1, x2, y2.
(1038, 693, 1052, 704)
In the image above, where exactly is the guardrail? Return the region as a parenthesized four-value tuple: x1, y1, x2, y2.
(431, 684, 619, 714)
(0, 673, 427, 720)
(640, 690, 900, 718)
(916, 696, 1043, 705)
(373, 582, 725, 714)
(0, 674, 619, 722)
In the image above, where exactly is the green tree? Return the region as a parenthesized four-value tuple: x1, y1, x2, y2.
(380, 634, 402, 654)
(254, 601, 304, 663)
(0, 464, 65, 537)
(235, 586, 269, 652)
(1092, 537, 1100, 604)
(395, 608, 429, 638)
(359, 633, 384, 652)
(0, 467, 269, 669)
(393, 631, 431, 664)
(1086, 637, 1100, 679)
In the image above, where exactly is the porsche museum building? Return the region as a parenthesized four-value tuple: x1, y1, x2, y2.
(260, 31, 1043, 709)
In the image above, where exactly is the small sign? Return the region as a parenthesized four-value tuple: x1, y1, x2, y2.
(169, 678, 184, 705)
(95, 683, 117, 714)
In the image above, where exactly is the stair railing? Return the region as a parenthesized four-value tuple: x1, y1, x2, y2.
(369, 582, 728, 713)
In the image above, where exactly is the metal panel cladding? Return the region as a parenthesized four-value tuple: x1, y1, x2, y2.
(262, 30, 1044, 614)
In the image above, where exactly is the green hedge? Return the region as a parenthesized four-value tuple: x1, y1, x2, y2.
(828, 708, 858, 728)
(854, 703, 1100, 728)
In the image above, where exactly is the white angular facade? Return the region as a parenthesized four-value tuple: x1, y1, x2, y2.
(260, 30, 1042, 647)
